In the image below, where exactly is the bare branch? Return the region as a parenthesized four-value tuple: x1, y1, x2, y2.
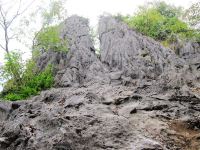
(4, 0, 19, 16)
(1, 0, 36, 27)
(0, 43, 5, 50)
(19, 0, 36, 15)
(8, 34, 18, 40)
(0, 6, 6, 23)
(0, 0, 36, 54)
(7, 0, 36, 28)
(0, 21, 4, 28)
(6, 0, 21, 27)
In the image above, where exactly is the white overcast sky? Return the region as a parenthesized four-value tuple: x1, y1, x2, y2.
(66, 0, 199, 27)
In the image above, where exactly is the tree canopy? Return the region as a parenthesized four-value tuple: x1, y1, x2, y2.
(123, 1, 200, 44)
(184, 2, 200, 29)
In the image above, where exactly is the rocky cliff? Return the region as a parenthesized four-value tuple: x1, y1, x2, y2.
(0, 16, 200, 150)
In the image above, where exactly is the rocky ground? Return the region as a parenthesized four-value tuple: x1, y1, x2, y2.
(0, 16, 199, 150)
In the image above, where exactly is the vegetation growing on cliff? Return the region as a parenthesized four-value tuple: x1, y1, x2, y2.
(0, 52, 54, 101)
(0, 0, 67, 101)
(33, 25, 68, 56)
(123, 1, 200, 47)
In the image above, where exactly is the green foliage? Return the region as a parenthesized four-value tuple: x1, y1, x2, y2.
(0, 52, 54, 101)
(33, 0, 68, 53)
(41, 0, 67, 26)
(153, 1, 183, 18)
(123, 1, 200, 43)
(164, 17, 188, 33)
(4, 93, 24, 101)
(0, 51, 24, 83)
(0, 0, 67, 101)
(34, 25, 68, 52)
(124, 9, 166, 40)
(184, 2, 200, 27)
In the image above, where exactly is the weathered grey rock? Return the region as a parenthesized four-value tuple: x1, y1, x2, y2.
(55, 15, 108, 87)
(99, 16, 186, 85)
(0, 16, 200, 150)
(0, 102, 11, 121)
(179, 42, 200, 82)
(36, 50, 67, 73)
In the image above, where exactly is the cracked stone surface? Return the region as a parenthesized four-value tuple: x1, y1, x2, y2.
(0, 15, 200, 150)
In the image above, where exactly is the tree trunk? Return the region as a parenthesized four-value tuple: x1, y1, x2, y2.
(4, 26, 9, 54)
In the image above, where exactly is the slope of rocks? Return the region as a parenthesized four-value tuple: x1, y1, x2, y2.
(0, 15, 200, 150)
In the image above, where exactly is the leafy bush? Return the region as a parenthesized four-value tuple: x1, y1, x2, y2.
(0, 52, 54, 101)
(0, 1, 67, 101)
(154, 1, 183, 18)
(124, 9, 166, 40)
(123, 1, 200, 43)
(34, 25, 68, 53)
(4, 93, 24, 101)
(0, 51, 24, 85)
(184, 2, 200, 27)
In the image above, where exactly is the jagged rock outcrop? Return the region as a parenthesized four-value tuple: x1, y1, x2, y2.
(0, 16, 200, 150)
(55, 16, 108, 87)
(179, 42, 200, 64)
(99, 17, 185, 79)
(180, 42, 200, 80)
(36, 50, 67, 73)
(98, 17, 197, 90)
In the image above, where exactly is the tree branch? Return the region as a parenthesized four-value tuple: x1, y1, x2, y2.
(7, 0, 36, 27)
(0, 43, 5, 50)
(19, 0, 36, 15)
(0, 0, 36, 54)
(6, 0, 21, 27)
(4, 0, 19, 16)
(0, 20, 4, 28)
(8, 34, 18, 40)
(0, 6, 6, 23)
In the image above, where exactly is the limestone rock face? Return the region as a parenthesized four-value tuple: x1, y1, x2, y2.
(180, 42, 200, 80)
(98, 17, 198, 90)
(99, 17, 185, 81)
(179, 42, 200, 63)
(36, 50, 67, 73)
(0, 16, 200, 150)
(55, 16, 107, 87)
(0, 102, 11, 121)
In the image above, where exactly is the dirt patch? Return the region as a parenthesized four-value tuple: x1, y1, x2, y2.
(168, 121, 200, 150)
(191, 87, 200, 94)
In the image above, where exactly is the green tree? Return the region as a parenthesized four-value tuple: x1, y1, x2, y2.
(0, 52, 54, 101)
(0, 0, 67, 101)
(41, 0, 67, 27)
(34, 25, 68, 53)
(123, 1, 198, 43)
(32, 0, 68, 53)
(124, 9, 166, 40)
(0, 51, 24, 86)
(184, 2, 200, 28)
(153, 1, 183, 18)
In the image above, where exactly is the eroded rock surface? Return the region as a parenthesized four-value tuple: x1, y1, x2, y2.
(99, 17, 184, 79)
(0, 16, 200, 150)
(55, 16, 108, 87)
